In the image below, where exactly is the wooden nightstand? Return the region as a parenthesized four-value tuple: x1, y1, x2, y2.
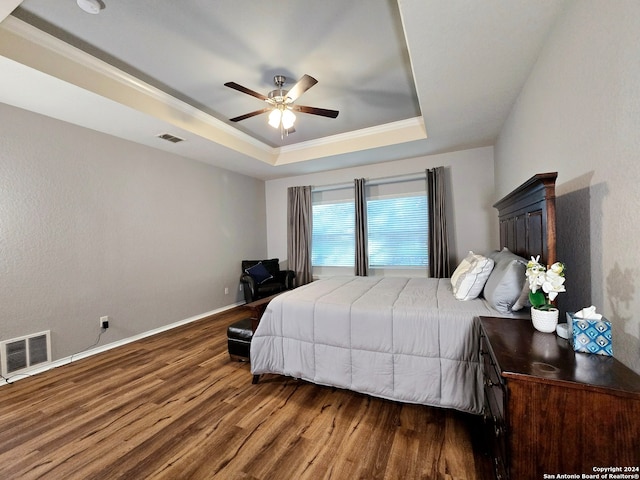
(479, 316, 640, 480)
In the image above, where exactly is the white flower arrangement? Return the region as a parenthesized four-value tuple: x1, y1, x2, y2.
(526, 255, 566, 311)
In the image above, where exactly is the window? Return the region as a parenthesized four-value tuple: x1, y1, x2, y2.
(312, 200, 354, 267)
(311, 177, 429, 273)
(367, 195, 428, 267)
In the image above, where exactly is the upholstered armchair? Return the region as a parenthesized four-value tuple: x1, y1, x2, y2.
(240, 258, 296, 303)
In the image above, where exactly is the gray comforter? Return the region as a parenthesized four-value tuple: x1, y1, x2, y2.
(250, 276, 501, 414)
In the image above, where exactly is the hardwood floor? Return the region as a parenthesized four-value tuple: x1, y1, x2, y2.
(0, 307, 493, 479)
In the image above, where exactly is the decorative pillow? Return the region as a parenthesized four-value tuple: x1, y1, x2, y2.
(487, 247, 523, 264)
(450, 252, 478, 290)
(486, 249, 501, 262)
(451, 252, 495, 301)
(483, 248, 527, 314)
(245, 262, 273, 284)
(511, 280, 532, 311)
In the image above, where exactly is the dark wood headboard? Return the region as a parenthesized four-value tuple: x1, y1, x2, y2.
(493, 172, 557, 266)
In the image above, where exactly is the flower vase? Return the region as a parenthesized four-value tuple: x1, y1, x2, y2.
(531, 307, 559, 333)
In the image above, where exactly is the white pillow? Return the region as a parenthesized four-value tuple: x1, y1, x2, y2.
(450, 251, 477, 289)
(451, 252, 495, 301)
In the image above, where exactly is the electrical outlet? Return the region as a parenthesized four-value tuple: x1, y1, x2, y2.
(239, 284, 243, 292)
(224, 287, 229, 295)
(100, 316, 110, 329)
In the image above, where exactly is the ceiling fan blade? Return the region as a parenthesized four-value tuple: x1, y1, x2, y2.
(224, 82, 269, 101)
(229, 107, 271, 122)
(292, 104, 339, 118)
(286, 75, 318, 102)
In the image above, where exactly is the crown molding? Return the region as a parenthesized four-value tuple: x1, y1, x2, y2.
(0, 16, 276, 164)
(274, 117, 427, 165)
(0, 15, 428, 170)
(0, 1, 22, 23)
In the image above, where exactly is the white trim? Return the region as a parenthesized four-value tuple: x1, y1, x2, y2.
(0, 1, 23, 23)
(0, 17, 428, 170)
(277, 117, 425, 155)
(0, 17, 273, 163)
(0, 302, 243, 386)
(0, 16, 428, 171)
(274, 117, 427, 166)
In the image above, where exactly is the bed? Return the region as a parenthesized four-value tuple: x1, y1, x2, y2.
(250, 172, 557, 414)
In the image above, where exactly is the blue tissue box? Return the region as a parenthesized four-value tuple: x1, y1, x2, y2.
(566, 312, 613, 356)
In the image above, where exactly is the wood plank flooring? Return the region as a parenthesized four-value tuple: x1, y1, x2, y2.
(0, 307, 492, 479)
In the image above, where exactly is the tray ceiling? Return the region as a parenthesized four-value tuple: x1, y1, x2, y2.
(0, 0, 565, 179)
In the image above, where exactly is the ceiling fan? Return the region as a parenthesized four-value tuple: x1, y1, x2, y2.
(224, 74, 339, 136)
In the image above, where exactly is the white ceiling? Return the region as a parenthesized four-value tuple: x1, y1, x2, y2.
(0, 0, 565, 180)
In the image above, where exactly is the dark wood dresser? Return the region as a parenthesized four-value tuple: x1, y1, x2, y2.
(479, 316, 640, 479)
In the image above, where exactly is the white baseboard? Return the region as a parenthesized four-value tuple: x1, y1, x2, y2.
(0, 301, 243, 386)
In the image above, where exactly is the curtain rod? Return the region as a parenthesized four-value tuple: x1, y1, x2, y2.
(311, 172, 426, 193)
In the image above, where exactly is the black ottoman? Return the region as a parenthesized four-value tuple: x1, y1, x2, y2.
(227, 318, 253, 362)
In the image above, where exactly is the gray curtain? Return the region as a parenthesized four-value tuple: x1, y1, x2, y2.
(354, 178, 368, 276)
(287, 186, 313, 286)
(427, 167, 450, 278)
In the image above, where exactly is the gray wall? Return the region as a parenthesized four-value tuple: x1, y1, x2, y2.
(495, 0, 640, 373)
(0, 103, 267, 362)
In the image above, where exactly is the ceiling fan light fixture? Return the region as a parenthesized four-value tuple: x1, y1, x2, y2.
(225, 73, 338, 134)
(281, 109, 296, 130)
(268, 109, 282, 128)
(77, 0, 103, 14)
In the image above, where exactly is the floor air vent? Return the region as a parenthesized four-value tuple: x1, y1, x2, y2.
(1, 331, 51, 377)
